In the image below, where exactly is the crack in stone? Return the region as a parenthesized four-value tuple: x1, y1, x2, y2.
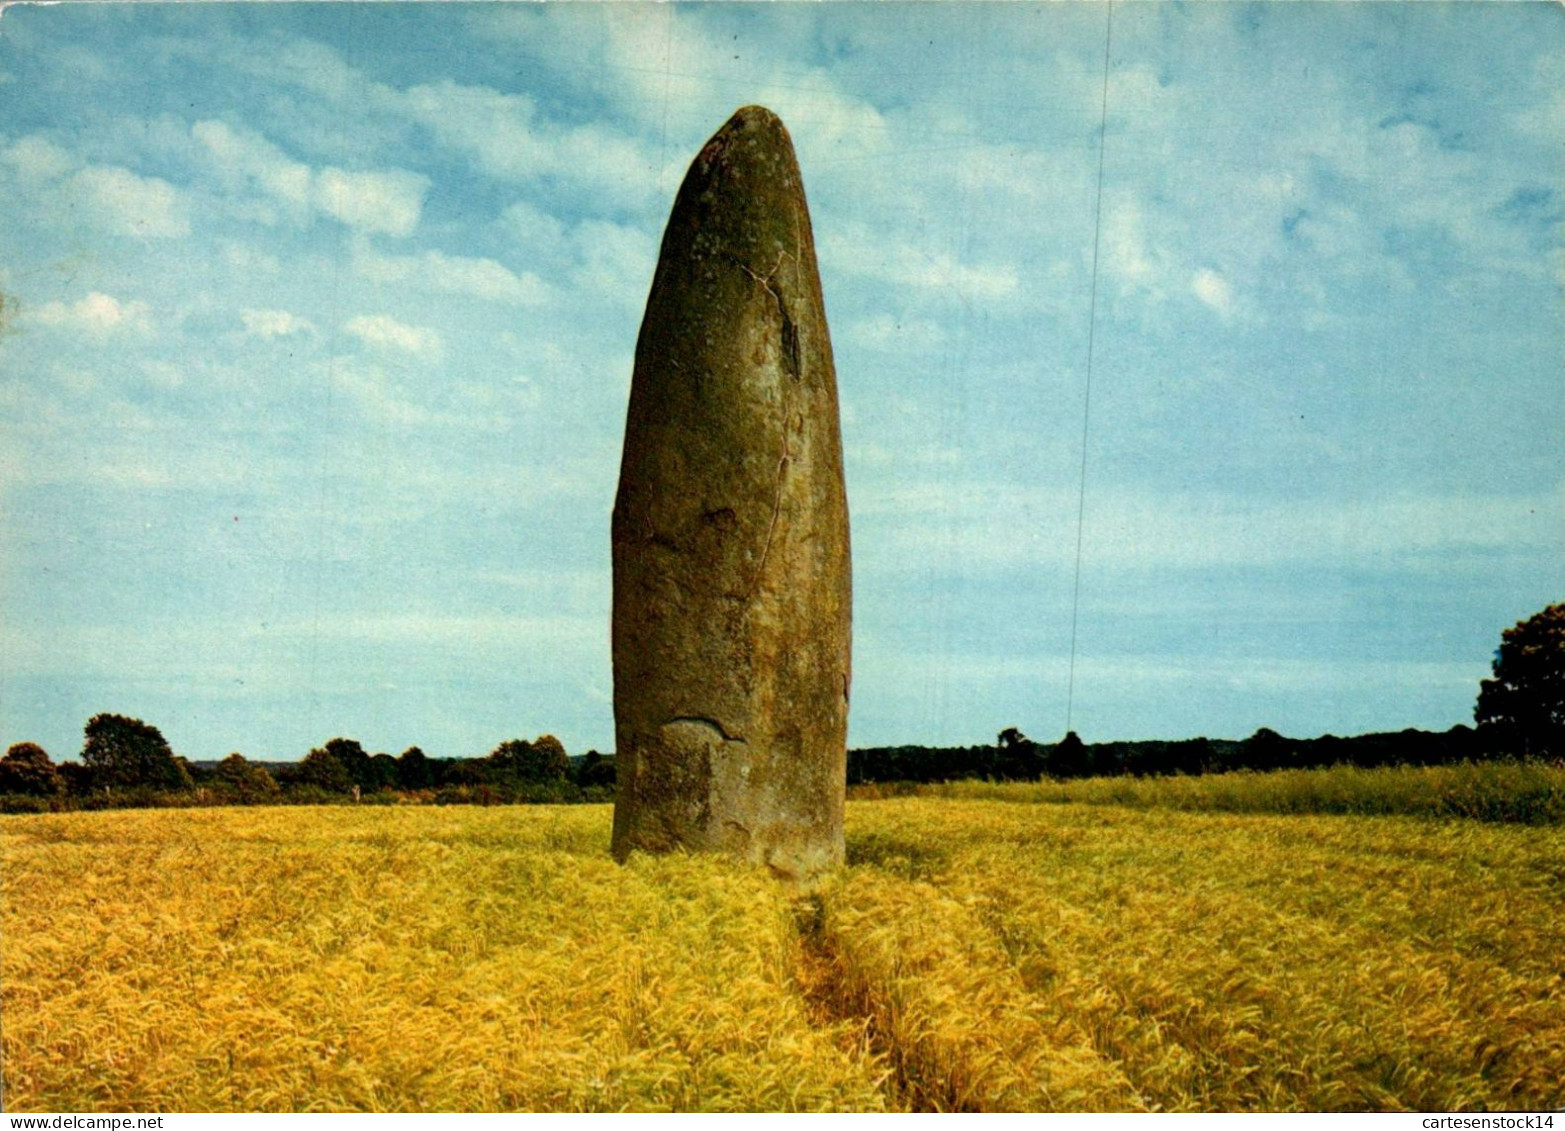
(733, 251, 801, 380)
(780, 307, 801, 380)
(752, 449, 790, 595)
(665, 715, 748, 744)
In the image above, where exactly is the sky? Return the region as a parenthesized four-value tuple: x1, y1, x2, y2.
(1, 2, 1561, 763)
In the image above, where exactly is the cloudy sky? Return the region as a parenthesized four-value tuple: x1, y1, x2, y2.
(1, 2, 1560, 762)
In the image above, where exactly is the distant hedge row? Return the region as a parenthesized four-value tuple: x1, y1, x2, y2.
(0, 715, 616, 813)
(848, 724, 1519, 786)
(1, 715, 1551, 816)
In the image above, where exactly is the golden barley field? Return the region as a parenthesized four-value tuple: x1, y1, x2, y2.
(4, 799, 1563, 1112)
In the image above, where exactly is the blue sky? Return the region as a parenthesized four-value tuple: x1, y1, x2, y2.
(1, 2, 1560, 762)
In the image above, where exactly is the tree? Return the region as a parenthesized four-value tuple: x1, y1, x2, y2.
(531, 735, 571, 780)
(215, 753, 280, 803)
(359, 753, 396, 792)
(995, 727, 1045, 780)
(1241, 727, 1292, 772)
(1476, 602, 1565, 755)
(0, 742, 63, 796)
(444, 758, 486, 787)
(58, 760, 96, 797)
(488, 735, 572, 783)
(81, 714, 190, 791)
(322, 738, 371, 787)
(1046, 731, 1090, 779)
(1171, 737, 1213, 776)
(396, 746, 432, 790)
(296, 746, 354, 793)
(577, 750, 616, 788)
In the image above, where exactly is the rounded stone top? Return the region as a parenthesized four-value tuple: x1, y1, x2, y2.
(697, 105, 798, 170)
(725, 104, 788, 133)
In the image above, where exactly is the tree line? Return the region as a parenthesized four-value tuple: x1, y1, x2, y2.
(848, 724, 1495, 787)
(0, 717, 1539, 815)
(0, 715, 616, 813)
(3, 602, 1559, 813)
(846, 599, 1562, 785)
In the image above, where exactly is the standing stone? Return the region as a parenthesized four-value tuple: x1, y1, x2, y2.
(610, 106, 851, 883)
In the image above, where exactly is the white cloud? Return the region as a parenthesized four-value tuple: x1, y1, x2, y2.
(263, 37, 367, 105)
(1106, 61, 1186, 136)
(72, 164, 191, 238)
(313, 166, 427, 238)
(478, 5, 893, 176)
(180, 31, 657, 208)
(1191, 268, 1235, 319)
(497, 205, 656, 315)
(241, 308, 315, 338)
(396, 80, 544, 182)
(400, 78, 658, 209)
(343, 313, 441, 357)
(355, 245, 551, 306)
(563, 218, 657, 307)
(824, 222, 1019, 300)
(187, 17, 882, 220)
(1101, 193, 1159, 292)
(498, 199, 569, 261)
(193, 119, 427, 237)
(193, 119, 309, 207)
(3, 134, 73, 182)
(221, 240, 281, 274)
(29, 291, 153, 336)
(2, 135, 190, 239)
(1512, 53, 1565, 144)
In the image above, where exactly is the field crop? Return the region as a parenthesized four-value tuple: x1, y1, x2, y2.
(5, 798, 1563, 1111)
(917, 760, 1565, 823)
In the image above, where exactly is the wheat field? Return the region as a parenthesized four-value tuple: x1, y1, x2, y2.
(4, 799, 1562, 1111)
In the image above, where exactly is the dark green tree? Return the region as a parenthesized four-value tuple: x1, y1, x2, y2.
(995, 727, 1046, 780)
(1241, 727, 1292, 772)
(215, 753, 280, 803)
(396, 746, 432, 789)
(1047, 731, 1090, 779)
(81, 714, 190, 791)
(297, 746, 354, 793)
(577, 749, 616, 788)
(58, 760, 95, 796)
(486, 740, 527, 782)
(1476, 602, 1565, 755)
(0, 742, 63, 796)
(1171, 737, 1213, 776)
(488, 735, 571, 783)
(365, 753, 399, 793)
(322, 738, 371, 787)
(531, 735, 571, 780)
(444, 758, 486, 786)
